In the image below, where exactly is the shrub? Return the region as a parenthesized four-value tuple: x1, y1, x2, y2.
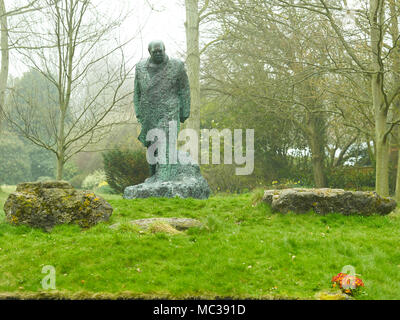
(266, 178, 310, 190)
(201, 163, 260, 194)
(82, 170, 106, 190)
(102, 148, 149, 194)
(327, 166, 375, 190)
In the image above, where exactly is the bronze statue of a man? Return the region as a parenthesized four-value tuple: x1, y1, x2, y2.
(134, 40, 191, 176)
(125, 40, 210, 199)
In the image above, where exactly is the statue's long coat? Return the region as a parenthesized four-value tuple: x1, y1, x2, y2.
(134, 55, 191, 147)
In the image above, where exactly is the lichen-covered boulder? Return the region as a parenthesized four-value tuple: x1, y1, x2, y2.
(4, 181, 113, 231)
(263, 188, 396, 215)
(124, 151, 210, 200)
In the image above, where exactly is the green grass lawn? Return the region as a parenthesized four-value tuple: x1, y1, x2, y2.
(1, 186, 400, 300)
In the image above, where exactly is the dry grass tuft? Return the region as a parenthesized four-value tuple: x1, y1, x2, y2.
(148, 222, 182, 235)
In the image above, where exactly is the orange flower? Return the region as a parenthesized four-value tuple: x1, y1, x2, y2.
(331, 272, 364, 293)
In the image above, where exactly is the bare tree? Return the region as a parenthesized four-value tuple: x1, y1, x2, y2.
(201, 1, 352, 187)
(184, 0, 201, 135)
(2, 0, 136, 180)
(264, 0, 400, 196)
(0, 0, 41, 129)
(206, 0, 400, 195)
(184, 0, 227, 136)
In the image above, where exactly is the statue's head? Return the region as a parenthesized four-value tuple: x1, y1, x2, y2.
(148, 40, 166, 64)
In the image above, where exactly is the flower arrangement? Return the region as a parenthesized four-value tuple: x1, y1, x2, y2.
(331, 272, 364, 295)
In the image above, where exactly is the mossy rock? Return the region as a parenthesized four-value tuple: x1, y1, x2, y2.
(4, 181, 113, 231)
(263, 188, 396, 216)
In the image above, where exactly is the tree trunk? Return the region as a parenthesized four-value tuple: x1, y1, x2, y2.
(56, 109, 66, 180)
(388, 0, 400, 200)
(375, 106, 390, 196)
(307, 113, 327, 188)
(0, 0, 9, 131)
(372, 56, 390, 197)
(310, 144, 326, 187)
(370, 0, 390, 196)
(184, 0, 201, 136)
(56, 154, 64, 181)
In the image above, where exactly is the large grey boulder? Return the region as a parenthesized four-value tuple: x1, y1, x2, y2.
(124, 151, 210, 200)
(263, 188, 396, 215)
(4, 181, 113, 231)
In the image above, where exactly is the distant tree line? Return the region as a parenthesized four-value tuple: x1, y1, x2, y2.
(2, 0, 400, 199)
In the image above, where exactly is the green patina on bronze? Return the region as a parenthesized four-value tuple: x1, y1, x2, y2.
(134, 40, 190, 150)
(125, 40, 210, 199)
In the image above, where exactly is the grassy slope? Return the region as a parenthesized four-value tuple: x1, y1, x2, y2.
(0, 187, 400, 300)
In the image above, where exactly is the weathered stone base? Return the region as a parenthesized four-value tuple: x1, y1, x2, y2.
(263, 188, 397, 215)
(124, 178, 210, 199)
(124, 151, 211, 200)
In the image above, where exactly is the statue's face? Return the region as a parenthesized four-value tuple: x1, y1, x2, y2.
(149, 43, 166, 64)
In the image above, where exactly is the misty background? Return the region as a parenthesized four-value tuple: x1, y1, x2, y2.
(0, 0, 399, 199)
